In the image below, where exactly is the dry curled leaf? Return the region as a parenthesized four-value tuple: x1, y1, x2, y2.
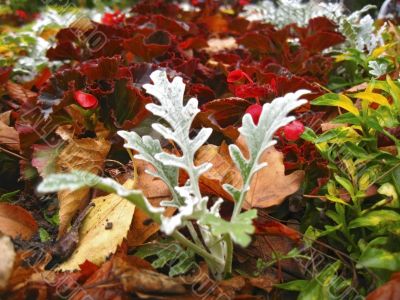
(57, 179, 135, 271)
(56, 137, 111, 237)
(0, 204, 38, 240)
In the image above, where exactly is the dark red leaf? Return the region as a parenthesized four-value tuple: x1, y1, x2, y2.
(227, 69, 252, 83)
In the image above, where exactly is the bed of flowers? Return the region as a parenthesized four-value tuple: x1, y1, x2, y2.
(0, 0, 399, 299)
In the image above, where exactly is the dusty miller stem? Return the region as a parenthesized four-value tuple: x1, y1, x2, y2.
(223, 234, 233, 277)
(172, 231, 224, 267)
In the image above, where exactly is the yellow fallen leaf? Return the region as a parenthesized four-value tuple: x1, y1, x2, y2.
(58, 179, 135, 271)
(56, 137, 111, 237)
(0, 235, 15, 291)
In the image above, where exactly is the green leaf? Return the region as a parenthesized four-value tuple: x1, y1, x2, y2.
(312, 93, 359, 116)
(392, 166, 400, 196)
(314, 127, 361, 144)
(343, 142, 368, 158)
(275, 280, 308, 292)
(200, 210, 257, 247)
(332, 113, 361, 125)
(222, 184, 241, 202)
(44, 212, 60, 226)
(301, 127, 318, 142)
(349, 210, 400, 229)
(386, 76, 400, 111)
(39, 228, 50, 242)
(364, 117, 383, 131)
(299, 261, 342, 300)
(357, 247, 400, 271)
(334, 174, 354, 197)
(325, 195, 350, 206)
(135, 240, 196, 276)
(277, 262, 342, 300)
(0, 190, 20, 202)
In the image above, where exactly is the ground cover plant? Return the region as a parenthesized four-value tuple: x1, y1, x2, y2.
(0, 0, 399, 299)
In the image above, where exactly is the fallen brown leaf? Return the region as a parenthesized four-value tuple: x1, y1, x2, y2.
(0, 235, 15, 290)
(6, 248, 52, 296)
(194, 143, 242, 201)
(70, 255, 185, 300)
(0, 203, 38, 240)
(247, 273, 277, 293)
(366, 272, 400, 300)
(56, 136, 111, 237)
(0, 111, 11, 124)
(116, 259, 186, 295)
(254, 219, 301, 243)
(127, 159, 175, 247)
(238, 137, 305, 209)
(0, 111, 20, 152)
(6, 81, 37, 104)
(196, 137, 304, 209)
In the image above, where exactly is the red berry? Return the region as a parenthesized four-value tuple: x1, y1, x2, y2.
(101, 10, 125, 26)
(245, 104, 262, 125)
(16, 10, 28, 20)
(284, 121, 305, 141)
(73, 91, 99, 109)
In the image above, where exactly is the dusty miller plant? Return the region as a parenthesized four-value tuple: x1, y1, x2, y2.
(241, 1, 384, 53)
(38, 70, 308, 278)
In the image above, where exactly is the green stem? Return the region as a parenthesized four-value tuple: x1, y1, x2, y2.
(186, 221, 203, 247)
(223, 234, 233, 278)
(172, 231, 224, 266)
(232, 172, 253, 218)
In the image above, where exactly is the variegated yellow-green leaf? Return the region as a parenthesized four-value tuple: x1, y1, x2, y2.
(312, 94, 359, 116)
(352, 91, 390, 107)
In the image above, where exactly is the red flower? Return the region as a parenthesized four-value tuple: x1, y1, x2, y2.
(101, 10, 125, 26)
(239, 0, 250, 6)
(227, 69, 253, 83)
(73, 91, 99, 109)
(245, 104, 262, 125)
(16, 10, 28, 20)
(284, 121, 305, 141)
